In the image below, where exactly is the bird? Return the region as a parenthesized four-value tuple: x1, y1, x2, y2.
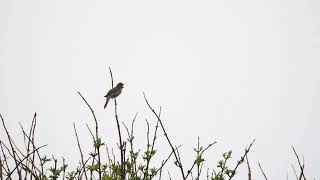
(104, 82, 124, 109)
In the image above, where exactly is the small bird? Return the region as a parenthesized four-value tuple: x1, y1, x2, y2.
(104, 82, 124, 109)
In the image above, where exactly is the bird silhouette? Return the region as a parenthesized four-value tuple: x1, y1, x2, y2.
(104, 82, 124, 109)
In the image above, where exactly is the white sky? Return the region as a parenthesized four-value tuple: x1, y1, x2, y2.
(1, 0, 320, 179)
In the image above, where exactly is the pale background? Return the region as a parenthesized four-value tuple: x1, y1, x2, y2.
(1, 0, 320, 179)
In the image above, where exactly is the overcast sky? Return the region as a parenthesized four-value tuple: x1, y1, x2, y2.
(1, 0, 320, 179)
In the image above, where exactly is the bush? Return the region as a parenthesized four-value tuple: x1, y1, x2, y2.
(0, 69, 308, 180)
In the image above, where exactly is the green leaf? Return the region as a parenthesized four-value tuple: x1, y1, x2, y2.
(94, 138, 105, 148)
(102, 174, 113, 180)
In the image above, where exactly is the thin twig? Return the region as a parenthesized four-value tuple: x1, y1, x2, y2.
(155, 145, 182, 175)
(18, 122, 43, 179)
(122, 112, 139, 179)
(185, 141, 217, 179)
(29, 113, 37, 180)
(0, 114, 22, 179)
(143, 93, 186, 179)
(6, 145, 47, 178)
(143, 119, 151, 180)
(228, 139, 255, 180)
(291, 146, 306, 180)
(77, 91, 102, 180)
(167, 170, 172, 180)
(108, 67, 125, 179)
(258, 162, 268, 180)
(106, 145, 113, 176)
(0, 156, 4, 180)
(0, 142, 11, 180)
(73, 123, 88, 180)
(85, 124, 96, 142)
(246, 155, 251, 180)
(143, 108, 162, 180)
(62, 157, 66, 180)
(77, 157, 91, 179)
(197, 138, 200, 180)
(23, 114, 36, 179)
(151, 107, 161, 151)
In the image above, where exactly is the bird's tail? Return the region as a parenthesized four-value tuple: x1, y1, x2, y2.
(104, 97, 110, 109)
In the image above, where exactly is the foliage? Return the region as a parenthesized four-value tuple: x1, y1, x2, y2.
(0, 69, 308, 179)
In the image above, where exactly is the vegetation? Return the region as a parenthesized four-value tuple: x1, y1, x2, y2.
(0, 68, 308, 180)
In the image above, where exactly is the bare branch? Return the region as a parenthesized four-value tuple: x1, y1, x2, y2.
(73, 123, 88, 180)
(108, 67, 125, 179)
(143, 93, 186, 179)
(0, 114, 22, 178)
(185, 141, 217, 179)
(246, 155, 251, 180)
(6, 145, 47, 177)
(258, 162, 268, 180)
(291, 146, 306, 180)
(228, 139, 255, 180)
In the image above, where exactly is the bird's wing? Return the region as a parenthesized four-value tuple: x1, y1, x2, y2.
(105, 87, 116, 97)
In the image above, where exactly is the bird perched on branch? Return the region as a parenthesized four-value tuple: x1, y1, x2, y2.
(104, 82, 124, 109)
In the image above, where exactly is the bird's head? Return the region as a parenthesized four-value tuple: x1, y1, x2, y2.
(117, 82, 124, 89)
